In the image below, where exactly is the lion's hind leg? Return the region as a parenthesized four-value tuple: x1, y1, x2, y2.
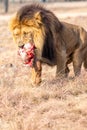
(83, 52, 87, 71)
(73, 49, 83, 76)
(65, 65, 70, 77)
(80, 45, 87, 71)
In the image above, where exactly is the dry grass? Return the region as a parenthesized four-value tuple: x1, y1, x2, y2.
(1, 4, 87, 130)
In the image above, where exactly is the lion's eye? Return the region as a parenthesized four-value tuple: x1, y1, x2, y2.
(14, 33, 19, 37)
(23, 31, 28, 35)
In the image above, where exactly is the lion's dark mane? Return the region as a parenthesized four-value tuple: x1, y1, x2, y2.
(17, 4, 63, 65)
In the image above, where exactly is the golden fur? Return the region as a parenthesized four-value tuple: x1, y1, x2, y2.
(9, 4, 87, 85)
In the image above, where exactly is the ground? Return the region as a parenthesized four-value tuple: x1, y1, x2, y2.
(0, 1, 87, 130)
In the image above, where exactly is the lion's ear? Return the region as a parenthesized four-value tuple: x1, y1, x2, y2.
(8, 13, 19, 31)
(34, 12, 42, 24)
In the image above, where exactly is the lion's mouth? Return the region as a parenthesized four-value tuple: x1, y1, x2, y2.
(18, 43, 35, 67)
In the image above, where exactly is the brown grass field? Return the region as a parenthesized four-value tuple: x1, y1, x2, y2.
(0, 2, 87, 130)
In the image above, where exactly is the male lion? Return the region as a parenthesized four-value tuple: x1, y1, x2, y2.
(9, 4, 87, 85)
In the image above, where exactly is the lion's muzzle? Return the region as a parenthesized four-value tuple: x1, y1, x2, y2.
(18, 44, 24, 49)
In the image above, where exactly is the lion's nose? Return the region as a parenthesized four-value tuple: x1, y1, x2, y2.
(18, 41, 24, 48)
(18, 44, 24, 48)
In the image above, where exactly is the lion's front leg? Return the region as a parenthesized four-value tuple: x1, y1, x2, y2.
(56, 51, 67, 78)
(73, 50, 83, 76)
(31, 60, 42, 85)
(56, 63, 67, 78)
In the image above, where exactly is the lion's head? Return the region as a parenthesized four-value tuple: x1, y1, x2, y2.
(9, 12, 45, 49)
(9, 4, 62, 63)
